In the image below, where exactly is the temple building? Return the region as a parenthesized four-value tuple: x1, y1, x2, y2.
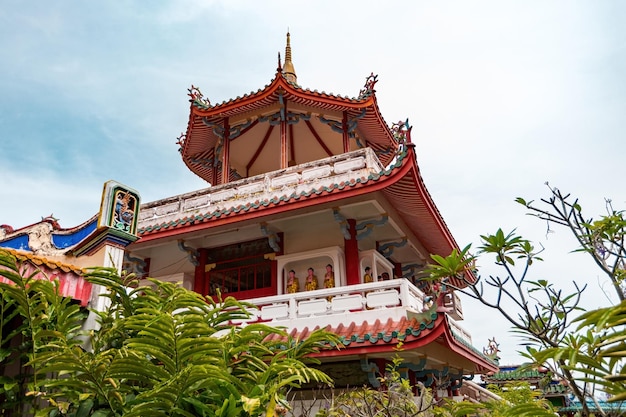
(127, 33, 498, 400)
(482, 365, 571, 409)
(0, 34, 498, 403)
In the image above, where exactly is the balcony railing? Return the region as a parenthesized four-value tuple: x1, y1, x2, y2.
(230, 278, 472, 346)
(138, 148, 384, 229)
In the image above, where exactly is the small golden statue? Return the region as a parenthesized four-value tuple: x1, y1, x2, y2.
(324, 264, 335, 301)
(305, 267, 318, 291)
(286, 269, 299, 293)
(363, 266, 373, 283)
(324, 264, 335, 289)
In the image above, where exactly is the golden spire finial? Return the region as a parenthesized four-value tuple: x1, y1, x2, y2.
(282, 31, 297, 85)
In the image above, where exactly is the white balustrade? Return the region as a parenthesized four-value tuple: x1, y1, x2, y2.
(139, 148, 384, 230)
(240, 279, 429, 330)
(447, 317, 473, 345)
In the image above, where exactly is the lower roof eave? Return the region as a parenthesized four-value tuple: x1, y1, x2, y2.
(441, 318, 499, 373)
(311, 314, 447, 360)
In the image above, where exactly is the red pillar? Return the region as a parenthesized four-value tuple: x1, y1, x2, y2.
(194, 248, 207, 295)
(409, 369, 418, 395)
(280, 99, 288, 169)
(345, 219, 360, 285)
(342, 111, 350, 153)
(393, 262, 402, 279)
(221, 118, 230, 184)
(375, 358, 387, 388)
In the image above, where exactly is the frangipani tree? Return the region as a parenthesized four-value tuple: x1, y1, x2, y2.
(426, 185, 626, 416)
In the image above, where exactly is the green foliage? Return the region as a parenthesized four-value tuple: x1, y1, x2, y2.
(430, 185, 626, 416)
(318, 356, 435, 417)
(0, 249, 338, 417)
(427, 244, 475, 283)
(528, 300, 626, 403)
(433, 382, 556, 417)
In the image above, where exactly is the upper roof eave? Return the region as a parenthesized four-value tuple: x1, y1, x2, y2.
(188, 72, 377, 121)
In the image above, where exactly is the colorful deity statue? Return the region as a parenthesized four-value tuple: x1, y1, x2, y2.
(286, 269, 299, 294)
(324, 264, 335, 301)
(305, 267, 318, 291)
(324, 264, 335, 289)
(363, 266, 373, 283)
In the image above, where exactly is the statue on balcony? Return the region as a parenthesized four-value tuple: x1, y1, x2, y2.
(286, 269, 299, 293)
(363, 266, 373, 283)
(324, 264, 335, 289)
(305, 267, 318, 291)
(324, 264, 335, 301)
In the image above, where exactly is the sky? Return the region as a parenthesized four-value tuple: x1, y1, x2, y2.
(1, 1, 625, 365)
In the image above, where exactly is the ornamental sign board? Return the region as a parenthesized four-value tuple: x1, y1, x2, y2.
(98, 180, 141, 236)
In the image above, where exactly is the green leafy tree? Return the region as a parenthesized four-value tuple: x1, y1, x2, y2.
(0, 249, 337, 417)
(433, 382, 556, 417)
(426, 185, 626, 416)
(316, 355, 435, 417)
(0, 251, 87, 415)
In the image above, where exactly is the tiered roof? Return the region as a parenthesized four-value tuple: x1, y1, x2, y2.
(178, 38, 399, 185)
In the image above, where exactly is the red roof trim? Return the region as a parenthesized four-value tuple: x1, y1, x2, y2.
(190, 74, 375, 120)
(140, 146, 457, 255)
(313, 315, 447, 358)
(440, 317, 499, 373)
(180, 72, 399, 182)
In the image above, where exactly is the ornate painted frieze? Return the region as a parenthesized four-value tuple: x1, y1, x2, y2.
(98, 181, 141, 236)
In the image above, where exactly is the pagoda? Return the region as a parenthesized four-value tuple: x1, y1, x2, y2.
(128, 33, 497, 401)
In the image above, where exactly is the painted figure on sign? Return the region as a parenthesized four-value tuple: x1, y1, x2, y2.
(114, 191, 136, 232)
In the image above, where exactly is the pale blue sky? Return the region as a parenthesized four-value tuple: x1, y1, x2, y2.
(1, 1, 625, 364)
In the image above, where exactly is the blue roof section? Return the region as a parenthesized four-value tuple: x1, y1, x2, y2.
(0, 234, 30, 251)
(0, 217, 98, 252)
(51, 217, 98, 249)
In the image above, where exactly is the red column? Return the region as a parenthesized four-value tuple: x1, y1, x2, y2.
(280, 99, 288, 169)
(393, 262, 402, 279)
(375, 358, 387, 388)
(220, 119, 230, 184)
(345, 219, 360, 285)
(409, 369, 418, 396)
(194, 248, 207, 295)
(342, 111, 350, 153)
(271, 259, 278, 295)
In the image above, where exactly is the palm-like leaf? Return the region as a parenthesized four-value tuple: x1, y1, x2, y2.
(1, 251, 338, 416)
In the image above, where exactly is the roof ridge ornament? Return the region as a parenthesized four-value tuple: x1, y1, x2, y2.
(176, 133, 186, 153)
(188, 84, 211, 109)
(359, 72, 378, 99)
(391, 118, 412, 144)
